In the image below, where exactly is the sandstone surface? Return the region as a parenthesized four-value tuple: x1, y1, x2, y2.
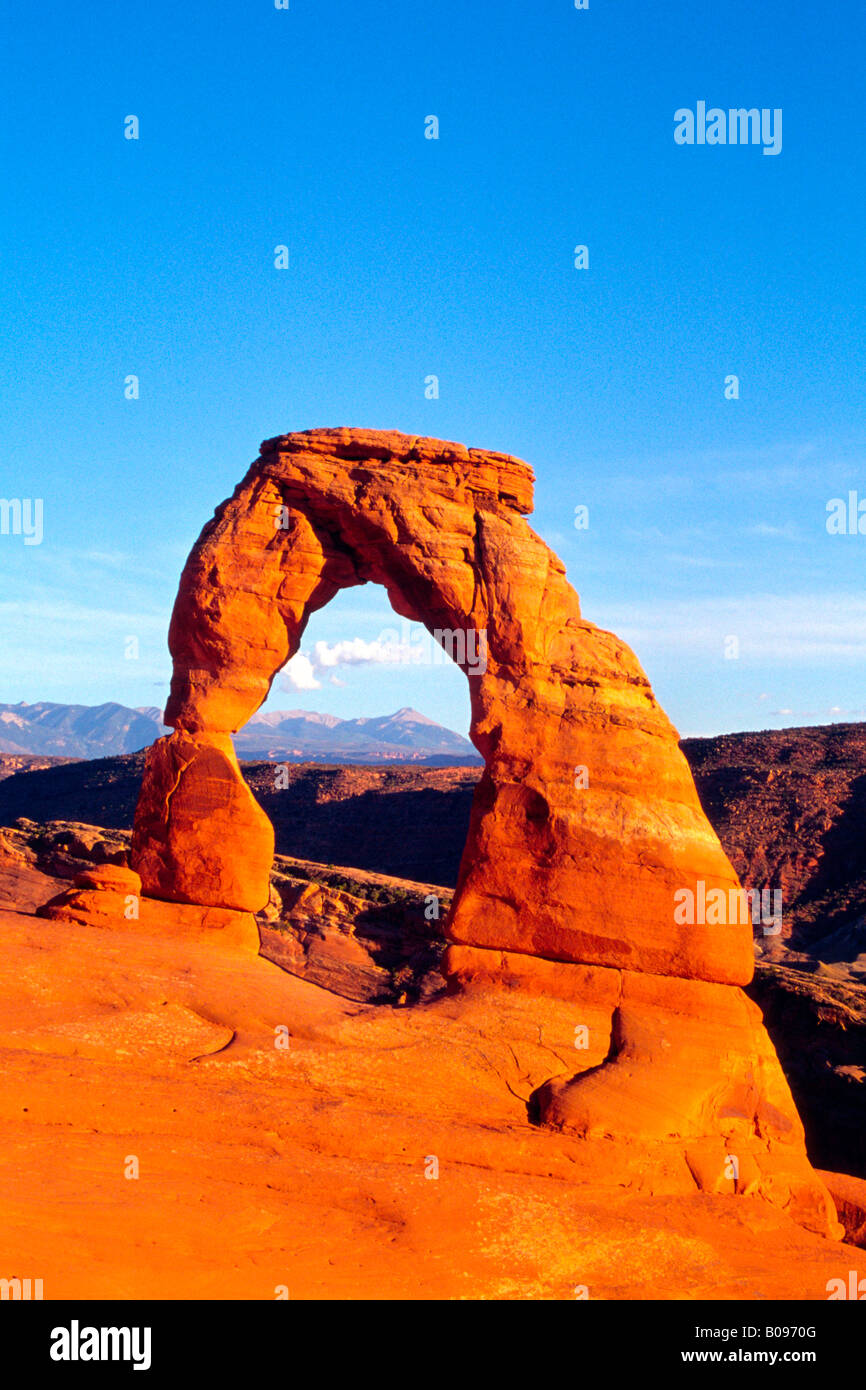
(15, 817, 862, 1188)
(0, 862, 861, 1297)
(115, 429, 841, 1237)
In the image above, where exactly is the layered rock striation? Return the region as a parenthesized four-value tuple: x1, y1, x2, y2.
(45, 427, 839, 1236)
(133, 429, 746, 981)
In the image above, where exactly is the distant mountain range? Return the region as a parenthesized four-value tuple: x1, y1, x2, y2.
(0, 701, 480, 765)
(232, 706, 480, 762)
(0, 702, 164, 759)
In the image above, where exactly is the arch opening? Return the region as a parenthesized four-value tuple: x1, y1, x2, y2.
(226, 586, 482, 1004)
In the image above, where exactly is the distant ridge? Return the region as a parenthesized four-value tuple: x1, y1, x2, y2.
(0, 702, 165, 759)
(0, 701, 480, 765)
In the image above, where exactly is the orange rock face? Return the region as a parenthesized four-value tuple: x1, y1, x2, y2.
(132, 729, 273, 912)
(134, 428, 746, 982)
(121, 428, 839, 1238)
(2, 874, 860, 1297)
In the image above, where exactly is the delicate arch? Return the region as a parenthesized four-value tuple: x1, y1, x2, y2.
(132, 428, 748, 986)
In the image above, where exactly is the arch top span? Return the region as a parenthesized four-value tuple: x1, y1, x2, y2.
(134, 426, 750, 987)
(259, 427, 537, 515)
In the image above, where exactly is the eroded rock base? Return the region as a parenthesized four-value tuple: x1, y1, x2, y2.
(38, 871, 259, 952)
(445, 943, 842, 1239)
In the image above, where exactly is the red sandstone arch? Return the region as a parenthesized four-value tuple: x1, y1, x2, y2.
(117, 428, 841, 1236)
(131, 428, 747, 985)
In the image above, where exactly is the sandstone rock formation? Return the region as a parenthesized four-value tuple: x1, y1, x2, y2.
(71, 427, 838, 1236)
(133, 429, 746, 977)
(259, 857, 450, 1004)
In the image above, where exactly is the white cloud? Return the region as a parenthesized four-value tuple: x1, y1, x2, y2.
(281, 654, 321, 691)
(311, 637, 407, 668)
(280, 630, 429, 690)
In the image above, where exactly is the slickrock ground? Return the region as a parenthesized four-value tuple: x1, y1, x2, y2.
(1, 844, 864, 1300)
(7, 817, 863, 1188)
(4, 726, 866, 1197)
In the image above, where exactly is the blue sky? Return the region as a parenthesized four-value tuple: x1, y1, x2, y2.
(1, 0, 864, 738)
